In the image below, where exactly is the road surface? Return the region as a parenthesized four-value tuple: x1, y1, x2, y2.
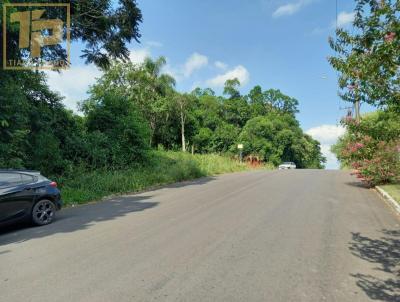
(1, 170, 399, 302)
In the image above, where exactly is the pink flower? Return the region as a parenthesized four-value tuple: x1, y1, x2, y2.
(384, 32, 396, 43)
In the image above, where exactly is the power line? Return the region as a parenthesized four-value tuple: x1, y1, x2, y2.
(335, 0, 338, 34)
(335, 0, 342, 125)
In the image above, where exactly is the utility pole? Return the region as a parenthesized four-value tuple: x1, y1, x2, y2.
(354, 99, 361, 122)
(354, 83, 361, 122)
(339, 106, 353, 119)
(348, 78, 361, 122)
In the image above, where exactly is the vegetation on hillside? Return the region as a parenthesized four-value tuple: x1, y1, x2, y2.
(59, 151, 255, 205)
(0, 0, 326, 204)
(0, 61, 326, 178)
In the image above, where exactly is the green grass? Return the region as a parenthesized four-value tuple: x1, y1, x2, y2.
(380, 184, 400, 204)
(58, 151, 263, 206)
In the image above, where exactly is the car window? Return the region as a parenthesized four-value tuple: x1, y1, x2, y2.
(21, 174, 35, 183)
(0, 173, 35, 188)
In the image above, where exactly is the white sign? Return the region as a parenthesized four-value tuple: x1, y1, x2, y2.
(238, 144, 244, 150)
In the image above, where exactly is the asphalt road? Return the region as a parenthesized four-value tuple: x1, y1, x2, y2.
(1, 170, 399, 302)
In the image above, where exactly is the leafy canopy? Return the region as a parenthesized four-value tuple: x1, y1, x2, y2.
(329, 0, 400, 111)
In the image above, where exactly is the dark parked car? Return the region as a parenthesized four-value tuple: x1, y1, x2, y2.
(0, 170, 62, 227)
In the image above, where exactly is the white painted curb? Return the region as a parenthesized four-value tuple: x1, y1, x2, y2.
(376, 186, 400, 214)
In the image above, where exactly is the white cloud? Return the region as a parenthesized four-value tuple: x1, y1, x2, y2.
(129, 48, 151, 65)
(215, 61, 228, 70)
(162, 52, 209, 82)
(320, 145, 340, 170)
(272, 0, 313, 18)
(206, 65, 250, 87)
(183, 52, 209, 77)
(306, 125, 346, 170)
(336, 11, 355, 28)
(162, 62, 181, 81)
(306, 125, 345, 145)
(46, 65, 102, 112)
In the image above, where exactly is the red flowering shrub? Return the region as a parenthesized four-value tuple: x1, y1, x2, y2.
(335, 114, 400, 187)
(349, 140, 400, 186)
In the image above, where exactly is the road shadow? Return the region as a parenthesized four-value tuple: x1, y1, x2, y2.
(0, 195, 158, 247)
(349, 230, 400, 301)
(345, 181, 371, 189)
(160, 176, 216, 189)
(0, 175, 218, 248)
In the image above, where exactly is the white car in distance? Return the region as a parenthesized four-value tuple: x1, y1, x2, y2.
(278, 162, 297, 170)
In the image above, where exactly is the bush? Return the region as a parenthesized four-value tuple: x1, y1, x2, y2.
(351, 140, 400, 186)
(85, 92, 150, 169)
(334, 112, 400, 186)
(58, 151, 253, 205)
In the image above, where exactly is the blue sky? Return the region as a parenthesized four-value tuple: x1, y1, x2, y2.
(47, 0, 362, 169)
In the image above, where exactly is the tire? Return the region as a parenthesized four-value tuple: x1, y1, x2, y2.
(32, 199, 56, 226)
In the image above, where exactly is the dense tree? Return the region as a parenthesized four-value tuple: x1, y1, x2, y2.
(0, 70, 86, 174)
(0, 61, 326, 176)
(263, 89, 299, 115)
(237, 113, 324, 167)
(248, 85, 268, 117)
(86, 57, 176, 147)
(193, 92, 222, 131)
(329, 0, 400, 111)
(221, 79, 250, 128)
(223, 78, 241, 99)
(0, 0, 143, 69)
(327, 0, 400, 185)
(0, 0, 144, 174)
(84, 92, 150, 167)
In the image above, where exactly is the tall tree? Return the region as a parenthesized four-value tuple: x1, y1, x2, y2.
(86, 57, 176, 146)
(223, 78, 241, 99)
(263, 89, 299, 115)
(174, 93, 195, 152)
(329, 0, 400, 111)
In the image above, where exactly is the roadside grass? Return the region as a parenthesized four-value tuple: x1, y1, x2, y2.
(58, 151, 264, 206)
(380, 183, 400, 204)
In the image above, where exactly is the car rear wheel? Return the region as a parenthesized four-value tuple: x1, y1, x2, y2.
(32, 199, 56, 226)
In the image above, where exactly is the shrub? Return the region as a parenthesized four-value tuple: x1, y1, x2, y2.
(351, 140, 400, 186)
(335, 113, 400, 186)
(85, 92, 150, 169)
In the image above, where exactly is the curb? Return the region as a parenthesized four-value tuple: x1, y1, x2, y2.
(376, 186, 400, 215)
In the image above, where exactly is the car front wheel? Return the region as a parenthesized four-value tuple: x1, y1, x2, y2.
(32, 199, 56, 226)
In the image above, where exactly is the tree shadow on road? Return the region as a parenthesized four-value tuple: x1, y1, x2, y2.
(0, 175, 217, 248)
(0, 195, 158, 247)
(349, 230, 400, 301)
(345, 181, 371, 189)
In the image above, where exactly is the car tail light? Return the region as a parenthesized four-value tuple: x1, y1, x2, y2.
(50, 181, 58, 188)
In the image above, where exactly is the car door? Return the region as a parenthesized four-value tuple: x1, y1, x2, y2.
(0, 173, 36, 223)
